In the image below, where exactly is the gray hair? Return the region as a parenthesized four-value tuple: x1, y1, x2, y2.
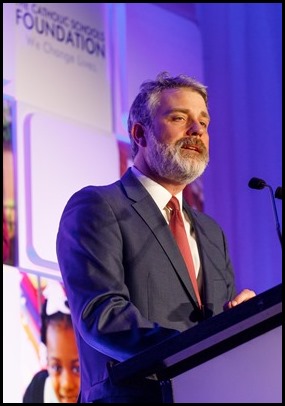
(127, 71, 208, 158)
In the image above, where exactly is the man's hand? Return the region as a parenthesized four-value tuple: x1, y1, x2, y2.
(223, 288, 256, 310)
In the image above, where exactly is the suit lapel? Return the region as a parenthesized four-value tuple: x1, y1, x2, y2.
(121, 169, 200, 304)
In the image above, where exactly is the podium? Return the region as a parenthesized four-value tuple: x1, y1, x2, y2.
(108, 284, 282, 403)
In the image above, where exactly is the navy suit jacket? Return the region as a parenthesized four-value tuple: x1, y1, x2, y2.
(56, 168, 237, 402)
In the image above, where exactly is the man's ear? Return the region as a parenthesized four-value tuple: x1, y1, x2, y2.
(132, 123, 147, 147)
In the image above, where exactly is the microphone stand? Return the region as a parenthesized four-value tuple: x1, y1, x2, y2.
(248, 177, 282, 249)
(264, 184, 282, 248)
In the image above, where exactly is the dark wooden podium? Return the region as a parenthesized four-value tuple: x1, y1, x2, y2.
(108, 284, 282, 403)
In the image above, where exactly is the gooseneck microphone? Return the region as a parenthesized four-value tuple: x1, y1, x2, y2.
(248, 177, 282, 247)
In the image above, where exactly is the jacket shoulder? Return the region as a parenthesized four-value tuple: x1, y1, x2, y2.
(23, 370, 48, 403)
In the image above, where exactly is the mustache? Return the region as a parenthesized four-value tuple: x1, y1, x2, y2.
(176, 137, 207, 153)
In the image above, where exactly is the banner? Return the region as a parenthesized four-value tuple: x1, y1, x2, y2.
(4, 3, 112, 131)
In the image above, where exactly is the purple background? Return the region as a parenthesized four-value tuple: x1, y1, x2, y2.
(196, 3, 282, 294)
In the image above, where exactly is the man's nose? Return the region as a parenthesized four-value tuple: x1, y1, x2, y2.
(186, 121, 203, 136)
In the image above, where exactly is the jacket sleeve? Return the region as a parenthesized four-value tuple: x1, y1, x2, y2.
(56, 187, 179, 362)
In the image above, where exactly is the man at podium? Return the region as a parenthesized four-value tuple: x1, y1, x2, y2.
(56, 72, 256, 403)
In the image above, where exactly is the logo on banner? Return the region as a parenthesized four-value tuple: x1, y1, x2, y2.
(15, 3, 105, 71)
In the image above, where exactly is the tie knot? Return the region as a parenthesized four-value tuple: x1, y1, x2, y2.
(167, 196, 180, 212)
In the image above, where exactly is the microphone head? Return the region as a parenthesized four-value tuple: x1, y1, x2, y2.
(248, 177, 267, 190)
(275, 186, 282, 200)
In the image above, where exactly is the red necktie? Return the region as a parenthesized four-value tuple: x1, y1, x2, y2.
(167, 196, 202, 308)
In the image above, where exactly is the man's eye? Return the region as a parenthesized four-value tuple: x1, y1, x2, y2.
(173, 116, 185, 121)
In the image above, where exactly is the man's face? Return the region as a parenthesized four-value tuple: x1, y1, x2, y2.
(144, 88, 210, 184)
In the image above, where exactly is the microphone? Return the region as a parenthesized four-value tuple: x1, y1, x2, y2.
(248, 177, 282, 247)
(275, 186, 282, 200)
(248, 177, 266, 190)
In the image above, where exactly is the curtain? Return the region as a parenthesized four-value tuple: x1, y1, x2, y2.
(196, 3, 282, 293)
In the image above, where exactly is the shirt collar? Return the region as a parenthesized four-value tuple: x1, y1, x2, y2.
(131, 166, 183, 211)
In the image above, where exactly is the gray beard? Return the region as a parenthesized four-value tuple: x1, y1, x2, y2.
(145, 132, 209, 184)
